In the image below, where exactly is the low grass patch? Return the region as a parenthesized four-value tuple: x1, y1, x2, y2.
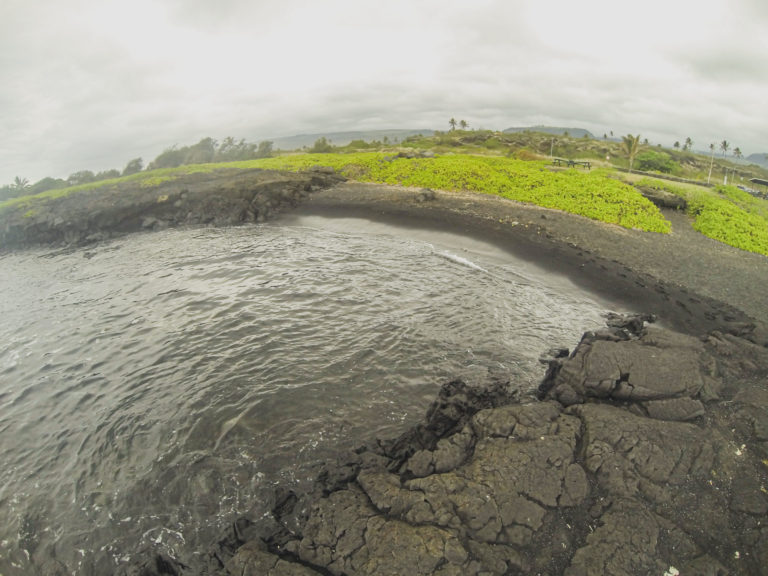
(0, 163, 223, 215)
(635, 177, 768, 256)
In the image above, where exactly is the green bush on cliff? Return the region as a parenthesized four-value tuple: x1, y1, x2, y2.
(243, 153, 670, 233)
(635, 177, 768, 256)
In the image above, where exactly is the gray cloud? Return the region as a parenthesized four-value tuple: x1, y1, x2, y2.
(2, 0, 767, 184)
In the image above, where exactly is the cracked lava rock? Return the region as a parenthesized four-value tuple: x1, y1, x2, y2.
(125, 314, 768, 576)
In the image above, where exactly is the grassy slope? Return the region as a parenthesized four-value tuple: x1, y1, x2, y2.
(0, 164, 222, 215)
(634, 176, 768, 256)
(238, 153, 670, 233)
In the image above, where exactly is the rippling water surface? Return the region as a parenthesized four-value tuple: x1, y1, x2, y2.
(0, 218, 612, 573)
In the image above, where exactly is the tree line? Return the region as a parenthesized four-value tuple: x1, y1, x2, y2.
(1, 136, 273, 203)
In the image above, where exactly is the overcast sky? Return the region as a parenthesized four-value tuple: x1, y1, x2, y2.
(2, 0, 767, 184)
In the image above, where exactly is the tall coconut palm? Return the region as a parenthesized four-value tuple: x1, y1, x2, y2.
(720, 140, 730, 157)
(707, 143, 716, 184)
(733, 147, 742, 160)
(13, 176, 29, 190)
(448, 118, 457, 131)
(621, 134, 641, 173)
(684, 137, 693, 151)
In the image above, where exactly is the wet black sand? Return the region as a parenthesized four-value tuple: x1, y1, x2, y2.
(286, 182, 768, 341)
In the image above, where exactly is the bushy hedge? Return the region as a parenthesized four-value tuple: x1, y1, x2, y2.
(636, 178, 768, 255)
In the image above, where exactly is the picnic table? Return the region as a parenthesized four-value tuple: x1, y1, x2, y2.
(552, 157, 591, 170)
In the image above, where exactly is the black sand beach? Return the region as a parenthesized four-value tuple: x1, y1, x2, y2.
(286, 182, 768, 340)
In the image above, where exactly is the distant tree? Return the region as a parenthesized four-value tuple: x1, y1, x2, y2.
(459, 120, 468, 130)
(123, 157, 144, 175)
(28, 177, 66, 194)
(707, 143, 716, 184)
(603, 133, 608, 139)
(621, 134, 641, 173)
(67, 170, 96, 186)
(0, 184, 15, 201)
(449, 118, 457, 131)
(673, 141, 680, 149)
(255, 140, 273, 158)
(148, 146, 185, 170)
(683, 137, 693, 151)
(95, 169, 121, 180)
(720, 140, 730, 157)
(310, 137, 334, 153)
(216, 137, 258, 161)
(186, 137, 217, 164)
(218, 136, 236, 156)
(382, 136, 390, 145)
(13, 176, 29, 190)
(733, 147, 742, 159)
(643, 138, 649, 145)
(563, 131, 570, 138)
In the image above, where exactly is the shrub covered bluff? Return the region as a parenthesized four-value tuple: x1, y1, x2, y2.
(2, 167, 767, 575)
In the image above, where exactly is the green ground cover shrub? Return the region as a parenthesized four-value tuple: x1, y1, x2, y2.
(0, 152, 672, 235)
(635, 150, 679, 174)
(246, 153, 670, 232)
(635, 177, 768, 256)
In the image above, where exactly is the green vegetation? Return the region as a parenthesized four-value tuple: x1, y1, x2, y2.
(635, 177, 768, 256)
(635, 149, 678, 174)
(0, 163, 222, 213)
(622, 134, 641, 173)
(5, 128, 768, 256)
(238, 152, 670, 232)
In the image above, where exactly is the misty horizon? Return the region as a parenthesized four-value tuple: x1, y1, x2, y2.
(2, 0, 767, 184)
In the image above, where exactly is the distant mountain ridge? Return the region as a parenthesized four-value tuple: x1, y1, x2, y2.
(746, 153, 768, 168)
(269, 129, 435, 151)
(503, 126, 595, 139)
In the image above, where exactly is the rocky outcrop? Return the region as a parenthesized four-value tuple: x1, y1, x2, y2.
(122, 314, 768, 576)
(636, 185, 688, 210)
(0, 168, 345, 250)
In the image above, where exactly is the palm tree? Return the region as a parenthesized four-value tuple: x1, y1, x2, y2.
(448, 118, 457, 131)
(720, 140, 730, 157)
(733, 147, 743, 160)
(707, 143, 716, 184)
(13, 176, 29, 190)
(621, 134, 641, 173)
(673, 141, 680, 149)
(684, 137, 693, 151)
(459, 119, 468, 130)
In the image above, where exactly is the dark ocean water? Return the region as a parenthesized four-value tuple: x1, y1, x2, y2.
(0, 217, 612, 573)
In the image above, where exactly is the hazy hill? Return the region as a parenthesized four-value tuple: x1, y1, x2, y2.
(746, 153, 768, 168)
(270, 129, 435, 151)
(503, 126, 595, 139)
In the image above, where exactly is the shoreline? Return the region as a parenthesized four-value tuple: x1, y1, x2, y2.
(130, 314, 768, 576)
(282, 182, 768, 342)
(3, 171, 765, 340)
(4, 173, 768, 574)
